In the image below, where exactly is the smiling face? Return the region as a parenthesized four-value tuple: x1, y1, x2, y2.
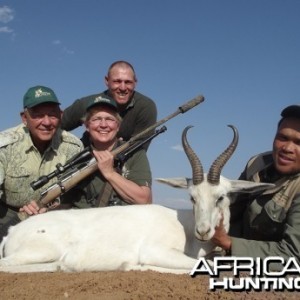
(85, 105, 121, 150)
(21, 103, 62, 152)
(273, 117, 300, 175)
(105, 63, 137, 107)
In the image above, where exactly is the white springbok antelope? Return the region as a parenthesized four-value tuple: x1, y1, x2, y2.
(0, 125, 273, 274)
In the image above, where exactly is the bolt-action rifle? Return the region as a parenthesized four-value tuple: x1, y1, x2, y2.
(31, 125, 167, 192)
(19, 95, 204, 219)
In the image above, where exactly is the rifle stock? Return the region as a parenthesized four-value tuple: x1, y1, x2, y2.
(18, 94, 204, 219)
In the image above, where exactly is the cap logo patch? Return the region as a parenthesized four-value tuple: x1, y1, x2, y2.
(35, 88, 51, 98)
(94, 96, 110, 103)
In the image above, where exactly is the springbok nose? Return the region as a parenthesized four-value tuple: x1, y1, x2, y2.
(196, 226, 211, 240)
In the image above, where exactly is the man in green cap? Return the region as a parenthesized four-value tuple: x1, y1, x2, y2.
(0, 85, 83, 241)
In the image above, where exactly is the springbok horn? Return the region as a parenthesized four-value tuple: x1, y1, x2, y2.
(207, 125, 239, 185)
(182, 126, 204, 185)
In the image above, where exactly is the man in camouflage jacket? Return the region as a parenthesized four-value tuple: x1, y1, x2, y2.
(212, 104, 300, 269)
(0, 86, 83, 241)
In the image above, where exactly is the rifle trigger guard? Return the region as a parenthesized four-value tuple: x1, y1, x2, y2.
(46, 197, 61, 209)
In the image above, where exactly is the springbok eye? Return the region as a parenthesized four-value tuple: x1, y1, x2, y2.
(216, 196, 224, 205)
(190, 196, 196, 204)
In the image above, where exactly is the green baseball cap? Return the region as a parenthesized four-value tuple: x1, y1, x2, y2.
(23, 85, 60, 108)
(86, 95, 118, 111)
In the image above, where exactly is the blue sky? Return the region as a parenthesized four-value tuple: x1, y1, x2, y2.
(1, 0, 300, 208)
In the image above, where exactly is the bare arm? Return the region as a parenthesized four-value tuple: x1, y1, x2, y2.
(212, 218, 232, 252)
(93, 150, 152, 204)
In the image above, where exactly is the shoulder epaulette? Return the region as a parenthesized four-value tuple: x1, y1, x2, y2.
(61, 130, 83, 146)
(244, 151, 272, 180)
(0, 125, 24, 148)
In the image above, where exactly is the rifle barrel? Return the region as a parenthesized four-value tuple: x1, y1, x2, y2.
(127, 95, 204, 143)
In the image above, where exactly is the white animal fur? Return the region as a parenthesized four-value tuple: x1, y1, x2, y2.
(0, 205, 203, 273)
(0, 177, 272, 274)
(156, 175, 273, 245)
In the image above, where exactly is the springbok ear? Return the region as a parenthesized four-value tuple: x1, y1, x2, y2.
(229, 180, 275, 194)
(156, 177, 192, 189)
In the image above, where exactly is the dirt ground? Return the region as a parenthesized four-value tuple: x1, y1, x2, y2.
(0, 270, 299, 300)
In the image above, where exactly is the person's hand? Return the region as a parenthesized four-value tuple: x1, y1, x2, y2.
(19, 200, 47, 216)
(93, 150, 115, 179)
(212, 215, 232, 251)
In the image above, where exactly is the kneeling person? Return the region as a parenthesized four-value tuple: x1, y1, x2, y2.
(72, 95, 152, 208)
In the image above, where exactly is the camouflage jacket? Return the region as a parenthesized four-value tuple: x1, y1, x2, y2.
(230, 151, 300, 268)
(0, 124, 83, 207)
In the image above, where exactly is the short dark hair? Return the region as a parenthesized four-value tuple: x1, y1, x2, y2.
(278, 105, 300, 127)
(107, 60, 137, 81)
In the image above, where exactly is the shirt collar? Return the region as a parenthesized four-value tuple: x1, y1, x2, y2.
(105, 90, 136, 111)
